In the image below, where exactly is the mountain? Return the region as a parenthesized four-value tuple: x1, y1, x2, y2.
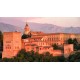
(63, 27, 80, 33)
(28, 22, 80, 33)
(0, 18, 80, 33)
(0, 22, 23, 32)
(28, 22, 63, 33)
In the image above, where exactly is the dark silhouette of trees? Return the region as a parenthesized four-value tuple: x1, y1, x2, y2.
(2, 49, 67, 62)
(67, 38, 73, 44)
(2, 50, 80, 62)
(21, 33, 32, 39)
(22, 34, 29, 39)
(0, 31, 3, 41)
(67, 38, 80, 50)
(52, 44, 59, 50)
(52, 44, 63, 50)
(0, 31, 3, 51)
(68, 52, 80, 62)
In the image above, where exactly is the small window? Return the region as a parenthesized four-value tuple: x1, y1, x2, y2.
(6, 47, 7, 49)
(40, 48, 41, 50)
(9, 47, 11, 49)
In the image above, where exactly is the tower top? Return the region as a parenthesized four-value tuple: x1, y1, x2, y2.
(24, 22, 30, 35)
(25, 22, 28, 26)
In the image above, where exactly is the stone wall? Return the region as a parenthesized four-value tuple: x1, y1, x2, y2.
(64, 44, 74, 57)
(2, 32, 21, 58)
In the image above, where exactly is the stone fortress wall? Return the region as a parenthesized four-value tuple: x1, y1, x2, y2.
(2, 23, 80, 58)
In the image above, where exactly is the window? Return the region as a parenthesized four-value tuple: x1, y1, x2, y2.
(27, 48, 29, 49)
(40, 48, 41, 50)
(17, 47, 19, 49)
(6, 46, 11, 49)
(32, 48, 34, 50)
(6, 47, 7, 49)
(41, 43, 42, 46)
(9, 47, 11, 49)
(15, 46, 19, 49)
(6, 41, 11, 43)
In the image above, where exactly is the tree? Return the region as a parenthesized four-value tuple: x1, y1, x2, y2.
(73, 38, 78, 45)
(3, 49, 80, 62)
(0, 31, 3, 41)
(0, 31, 3, 51)
(68, 52, 80, 62)
(67, 38, 80, 50)
(42, 52, 54, 62)
(73, 38, 78, 50)
(52, 44, 63, 50)
(21, 33, 32, 39)
(52, 44, 59, 50)
(22, 34, 28, 39)
(77, 44, 80, 50)
(16, 49, 27, 61)
(67, 38, 73, 44)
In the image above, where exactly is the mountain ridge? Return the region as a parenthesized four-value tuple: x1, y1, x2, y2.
(0, 22, 80, 33)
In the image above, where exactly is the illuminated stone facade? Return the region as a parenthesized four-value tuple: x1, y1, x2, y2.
(24, 23, 31, 35)
(3, 23, 80, 58)
(2, 32, 21, 58)
(64, 44, 74, 57)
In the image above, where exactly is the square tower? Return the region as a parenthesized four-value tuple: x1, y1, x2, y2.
(64, 44, 74, 57)
(24, 23, 30, 35)
(2, 32, 21, 58)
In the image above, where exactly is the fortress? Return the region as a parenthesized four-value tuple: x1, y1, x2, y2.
(2, 23, 79, 58)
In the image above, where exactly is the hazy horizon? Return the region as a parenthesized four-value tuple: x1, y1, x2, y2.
(0, 17, 80, 27)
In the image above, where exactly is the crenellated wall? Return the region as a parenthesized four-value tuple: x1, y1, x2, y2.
(2, 32, 21, 58)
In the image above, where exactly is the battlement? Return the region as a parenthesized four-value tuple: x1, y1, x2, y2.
(2, 32, 22, 58)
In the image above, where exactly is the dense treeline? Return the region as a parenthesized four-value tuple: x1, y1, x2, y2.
(0, 31, 3, 51)
(0, 31, 80, 62)
(52, 44, 63, 50)
(21, 33, 31, 39)
(67, 38, 80, 50)
(1, 49, 80, 62)
(2, 49, 66, 62)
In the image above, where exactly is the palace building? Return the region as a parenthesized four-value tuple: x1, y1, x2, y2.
(2, 23, 78, 58)
(2, 32, 21, 58)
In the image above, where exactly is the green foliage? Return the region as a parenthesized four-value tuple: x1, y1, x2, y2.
(0, 31, 3, 41)
(68, 52, 80, 62)
(1, 48, 80, 62)
(52, 44, 59, 50)
(0, 31, 3, 51)
(21, 34, 31, 39)
(2, 49, 67, 62)
(0, 53, 2, 59)
(67, 38, 80, 50)
(52, 44, 63, 50)
(2, 58, 14, 62)
(67, 38, 73, 44)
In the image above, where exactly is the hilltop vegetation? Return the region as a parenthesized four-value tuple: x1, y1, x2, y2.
(0, 31, 3, 51)
(1, 49, 80, 62)
(67, 38, 80, 50)
(1, 49, 66, 62)
(1, 29, 80, 62)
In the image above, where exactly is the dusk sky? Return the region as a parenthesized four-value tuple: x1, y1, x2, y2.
(0, 17, 80, 27)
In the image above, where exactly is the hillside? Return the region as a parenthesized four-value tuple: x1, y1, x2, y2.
(0, 21, 80, 33)
(0, 22, 23, 32)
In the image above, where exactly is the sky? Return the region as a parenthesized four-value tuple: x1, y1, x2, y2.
(0, 17, 80, 27)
